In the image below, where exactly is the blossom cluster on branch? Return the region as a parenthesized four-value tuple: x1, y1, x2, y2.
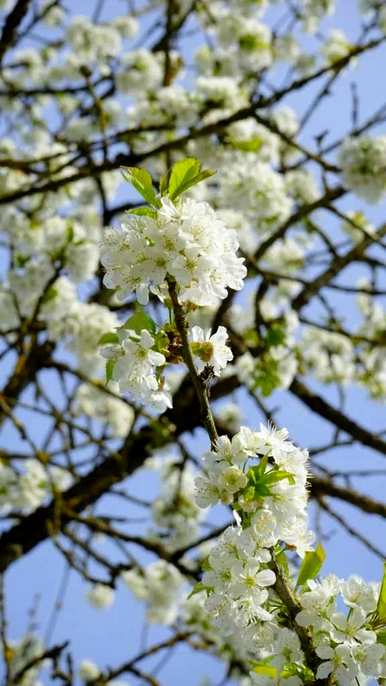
(91, 161, 386, 686)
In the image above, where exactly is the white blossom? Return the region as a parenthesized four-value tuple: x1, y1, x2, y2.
(189, 325, 233, 376)
(122, 560, 184, 624)
(322, 29, 353, 65)
(100, 329, 171, 412)
(101, 197, 246, 307)
(74, 383, 135, 438)
(339, 135, 386, 202)
(79, 660, 101, 682)
(86, 584, 115, 609)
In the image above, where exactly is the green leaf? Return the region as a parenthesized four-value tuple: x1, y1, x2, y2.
(41, 286, 58, 305)
(189, 168, 216, 187)
(201, 556, 211, 572)
(168, 158, 215, 200)
(105, 359, 115, 383)
(121, 167, 160, 207)
(263, 469, 296, 486)
(14, 252, 30, 268)
(296, 544, 326, 588)
(187, 582, 211, 599)
(377, 629, 386, 645)
(98, 332, 119, 346)
(65, 223, 74, 244)
(153, 330, 169, 355)
(121, 305, 156, 335)
(376, 562, 386, 621)
(254, 455, 269, 479)
(248, 459, 265, 484)
(301, 666, 315, 683)
(159, 172, 170, 196)
(240, 33, 269, 51)
(127, 206, 158, 219)
(252, 356, 281, 397)
(265, 324, 286, 349)
(250, 661, 277, 678)
(239, 484, 256, 502)
(243, 328, 259, 347)
(281, 663, 315, 682)
(168, 158, 200, 198)
(228, 137, 264, 153)
(244, 459, 295, 500)
(253, 483, 273, 497)
(275, 548, 289, 577)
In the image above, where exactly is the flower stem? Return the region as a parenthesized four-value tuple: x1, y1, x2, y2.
(167, 277, 218, 448)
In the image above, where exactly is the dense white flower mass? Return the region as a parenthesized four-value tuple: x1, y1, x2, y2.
(0, 460, 72, 514)
(150, 459, 204, 550)
(116, 48, 162, 93)
(296, 575, 385, 684)
(215, 14, 272, 72)
(101, 196, 246, 307)
(284, 169, 319, 204)
(339, 135, 386, 202)
(219, 161, 293, 233)
(193, 423, 386, 685)
(195, 424, 312, 553)
(188, 425, 313, 679)
(74, 383, 135, 438)
(4, 212, 101, 284)
(49, 300, 119, 375)
(226, 118, 279, 164)
(196, 76, 247, 114)
(122, 560, 184, 624)
(299, 328, 355, 384)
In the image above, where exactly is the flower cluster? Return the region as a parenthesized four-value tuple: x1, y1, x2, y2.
(339, 135, 386, 203)
(100, 195, 246, 307)
(196, 424, 312, 553)
(7, 634, 45, 686)
(47, 297, 119, 376)
(219, 161, 293, 235)
(296, 575, 385, 683)
(193, 424, 386, 684)
(74, 383, 135, 439)
(122, 560, 184, 624)
(189, 425, 315, 678)
(322, 29, 352, 65)
(148, 456, 204, 550)
(100, 328, 171, 412)
(299, 328, 355, 385)
(0, 459, 72, 515)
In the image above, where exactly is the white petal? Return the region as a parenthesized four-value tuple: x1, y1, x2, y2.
(255, 569, 276, 587)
